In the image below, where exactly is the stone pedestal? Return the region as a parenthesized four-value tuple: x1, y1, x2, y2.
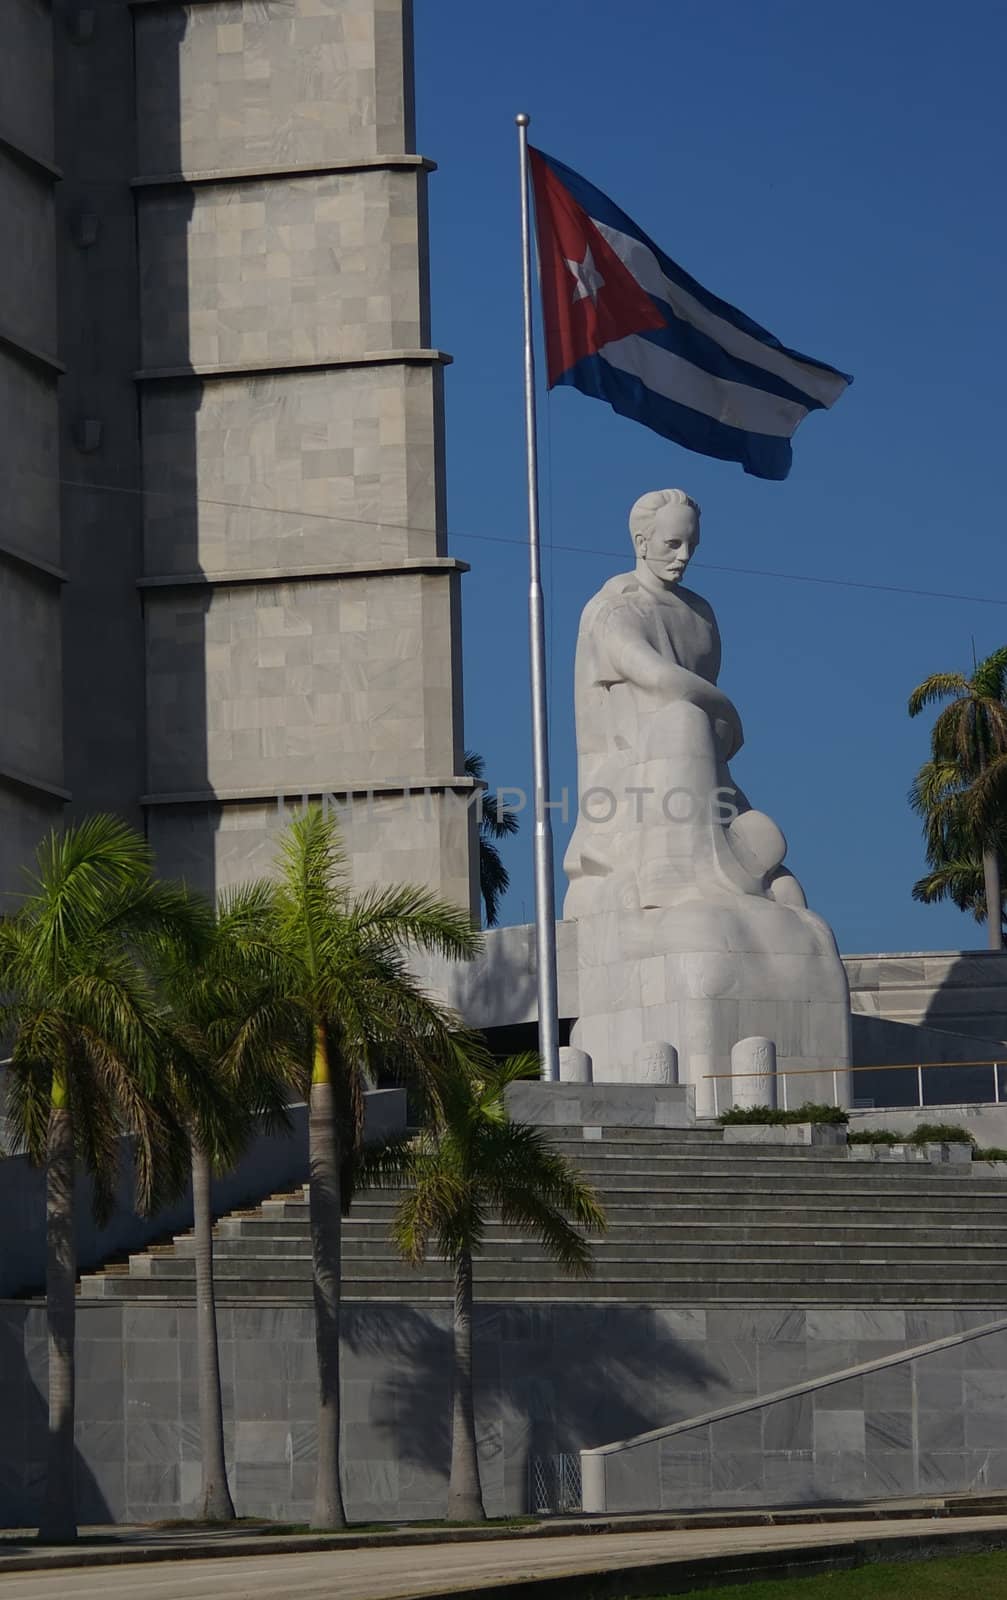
(570, 899, 851, 1118)
(633, 1041, 679, 1085)
(506, 1080, 695, 1130)
(730, 1036, 778, 1111)
(559, 1046, 593, 1084)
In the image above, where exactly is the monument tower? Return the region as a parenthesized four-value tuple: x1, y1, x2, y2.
(1, 0, 477, 914)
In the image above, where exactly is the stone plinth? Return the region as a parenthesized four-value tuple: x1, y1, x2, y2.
(722, 1122, 847, 1147)
(569, 901, 851, 1118)
(505, 1080, 695, 1130)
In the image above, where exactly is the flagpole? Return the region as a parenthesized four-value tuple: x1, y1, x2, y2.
(516, 112, 560, 1085)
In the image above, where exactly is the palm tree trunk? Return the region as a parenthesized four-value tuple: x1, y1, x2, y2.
(983, 849, 1004, 950)
(190, 1137, 236, 1521)
(38, 1097, 76, 1543)
(447, 1248, 485, 1521)
(308, 1024, 347, 1529)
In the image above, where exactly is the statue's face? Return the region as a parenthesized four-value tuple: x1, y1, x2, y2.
(635, 502, 699, 588)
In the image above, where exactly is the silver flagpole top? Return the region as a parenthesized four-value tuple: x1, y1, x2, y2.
(515, 113, 530, 126)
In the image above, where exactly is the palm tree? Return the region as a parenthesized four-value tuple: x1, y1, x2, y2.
(910, 759, 1007, 935)
(464, 751, 519, 927)
(908, 647, 1007, 950)
(230, 805, 482, 1528)
(371, 1053, 606, 1521)
(0, 817, 206, 1543)
(153, 884, 296, 1522)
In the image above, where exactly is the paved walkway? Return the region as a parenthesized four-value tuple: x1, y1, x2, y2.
(5, 1514, 1007, 1600)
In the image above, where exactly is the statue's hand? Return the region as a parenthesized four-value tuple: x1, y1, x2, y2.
(714, 705, 744, 760)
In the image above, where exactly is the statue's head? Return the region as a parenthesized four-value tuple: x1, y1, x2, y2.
(629, 488, 700, 590)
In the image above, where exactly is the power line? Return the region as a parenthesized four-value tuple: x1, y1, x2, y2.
(58, 475, 1007, 609)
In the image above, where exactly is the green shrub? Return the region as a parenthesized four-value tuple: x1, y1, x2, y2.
(909, 1122, 976, 1146)
(849, 1122, 975, 1148)
(718, 1101, 848, 1127)
(973, 1146, 1007, 1162)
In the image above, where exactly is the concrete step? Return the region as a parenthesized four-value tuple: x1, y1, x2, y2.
(255, 1188, 1007, 1225)
(221, 1197, 1007, 1231)
(542, 1127, 727, 1143)
(73, 1130, 1007, 1309)
(77, 1271, 1007, 1305)
(217, 1216, 1007, 1241)
(185, 1228, 1007, 1261)
(372, 1237, 1007, 1263)
(210, 1213, 1005, 1254)
(547, 1158, 1004, 1182)
(122, 1249, 1007, 1285)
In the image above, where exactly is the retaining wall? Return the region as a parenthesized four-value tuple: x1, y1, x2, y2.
(582, 1314, 1007, 1514)
(3, 1301, 1007, 1526)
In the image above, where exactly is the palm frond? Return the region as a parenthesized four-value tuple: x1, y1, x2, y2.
(346, 882, 482, 961)
(912, 860, 986, 908)
(907, 673, 970, 718)
(973, 646, 1007, 705)
(963, 754, 1007, 835)
(478, 840, 509, 928)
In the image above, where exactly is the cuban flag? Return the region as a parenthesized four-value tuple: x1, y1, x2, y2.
(528, 148, 852, 481)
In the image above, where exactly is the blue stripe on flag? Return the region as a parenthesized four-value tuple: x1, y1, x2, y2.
(538, 149, 852, 391)
(559, 351, 795, 480)
(623, 316, 823, 415)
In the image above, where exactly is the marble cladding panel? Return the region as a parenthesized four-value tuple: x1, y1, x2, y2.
(842, 951, 1007, 1043)
(602, 1319, 1007, 1513)
(0, 157, 57, 354)
(0, 565, 63, 779)
(134, 0, 412, 175)
(141, 364, 444, 574)
(6, 1303, 1007, 1526)
(0, 787, 63, 918)
(144, 570, 458, 793)
(138, 168, 424, 371)
(2, 0, 54, 162)
(148, 789, 476, 914)
(0, 354, 59, 564)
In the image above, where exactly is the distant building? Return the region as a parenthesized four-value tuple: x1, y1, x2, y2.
(1, 0, 477, 913)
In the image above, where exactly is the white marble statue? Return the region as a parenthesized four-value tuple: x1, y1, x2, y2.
(564, 489, 851, 1110)
(565, 487, 803, 917)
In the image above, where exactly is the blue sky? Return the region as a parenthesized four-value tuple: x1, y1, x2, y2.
(414, 0, 1007, 953)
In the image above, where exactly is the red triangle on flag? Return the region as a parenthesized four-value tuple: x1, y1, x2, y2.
(529, 148, 666, 387)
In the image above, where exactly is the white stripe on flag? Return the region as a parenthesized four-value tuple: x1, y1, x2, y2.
(595, 220, 848, 410)
(600, 332, 808, 439)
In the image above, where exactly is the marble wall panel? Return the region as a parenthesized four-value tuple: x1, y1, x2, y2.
(1, 0, 54, 162)
(0, 357, 60, 565)
(147, 789, 477, 914)
(0, 157, 57, 354)
(144, 570, 460, 792)
(135, 0, 413, 175)
(141, 364, 445, 574)
(4, 1302, 1007, 1526)
(0, 786, 62, 918)
(0, 565, 62, 779)
(597, 1316, 1007, 1513)
(138, 169, 425, 370)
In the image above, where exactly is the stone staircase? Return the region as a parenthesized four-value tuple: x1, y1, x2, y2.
(77, 1126, 1007, 1305)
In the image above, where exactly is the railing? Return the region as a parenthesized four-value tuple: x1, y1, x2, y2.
(528, 1452, 582, 1514)
(704, 1056, 1007, 1114)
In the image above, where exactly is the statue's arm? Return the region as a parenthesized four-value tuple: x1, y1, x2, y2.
(600, 607, 743, 759)
(601, 609, 731, 714)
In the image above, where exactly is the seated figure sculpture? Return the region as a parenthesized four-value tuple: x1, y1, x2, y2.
(564, 489, 850, 1109)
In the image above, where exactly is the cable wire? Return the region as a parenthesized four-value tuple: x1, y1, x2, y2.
(56, 475, 1007, 609)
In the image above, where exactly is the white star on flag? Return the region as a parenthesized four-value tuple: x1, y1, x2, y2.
(564, 243, 605, 306)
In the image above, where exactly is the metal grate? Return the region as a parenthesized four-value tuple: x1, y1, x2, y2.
(529, 1452, 582, 1514)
